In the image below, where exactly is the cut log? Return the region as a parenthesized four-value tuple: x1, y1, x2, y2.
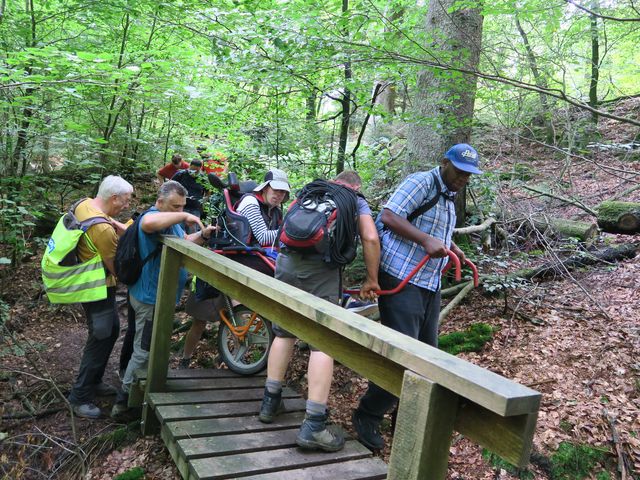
(529, 216, 598, 241)
(596, 201, 640, 234)
(523, 243, 638, 280)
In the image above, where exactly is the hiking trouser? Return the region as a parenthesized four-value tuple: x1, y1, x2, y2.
(121, 296, 154, 393)
(357, 271, 441, 421)
(68, 287, 119, 405)
(118, 292, 136, 374)
(271, 251, 340, 351)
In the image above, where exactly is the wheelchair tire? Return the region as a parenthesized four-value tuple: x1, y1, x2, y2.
(217, 305, 273, 375)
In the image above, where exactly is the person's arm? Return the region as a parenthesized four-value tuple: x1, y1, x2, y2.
(237, 197, 278, 246)
(157, 164, 172, 181)
(358, 214, 381, 300)
(186, 225, 217, 245)
(102, 256, 117, 276)
(141, 211, 203, 234)
(381, 208, 447, 258)
(111, 219, 128, 237)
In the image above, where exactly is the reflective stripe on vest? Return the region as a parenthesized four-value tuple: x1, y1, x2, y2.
(41, 214, 108, 304)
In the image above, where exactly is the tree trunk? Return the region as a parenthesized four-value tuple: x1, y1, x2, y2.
(406, 0, 483, 227)
(529, 216, 598, 241)
(589, 0, 600, 124)
(99, 12, 131, 165)
(11, 0, 37, 176)
(514, 15, 554, 144)
(336, 0, 351, 175)
(597, 201, 640, 234)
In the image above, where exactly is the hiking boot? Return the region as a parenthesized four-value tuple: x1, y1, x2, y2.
(178, 357, 191, 369)
(258, 388, 283, 424)
(296, 413, 345, 452)
(95, 382, 117, 396)
(110, 402, 130, 419)
(352, 409, 384, 450)
(72, 403, 101, 419)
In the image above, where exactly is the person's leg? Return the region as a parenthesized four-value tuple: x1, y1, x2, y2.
(307, 351, 333, 404)
(297, 348, 344, 452)
(182, 319, 207, 363)
(68, 287, 119, 418)
(182, 290, 223, 367)
(118, 292, 136, 378)
(266, 335, 296, 381)
(112, 296, 154, 416)
(354, 272, 428, 448)
(417, 290, 442, 347)
(259, 333, 295, 423)
(291, 257, 344, 451)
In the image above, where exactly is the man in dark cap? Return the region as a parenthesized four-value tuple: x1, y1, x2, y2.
(171, 159, 206, 231)
(352, 143, 483, 450)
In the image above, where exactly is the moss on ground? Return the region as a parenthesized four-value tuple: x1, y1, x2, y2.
(438, 322, 494, 355)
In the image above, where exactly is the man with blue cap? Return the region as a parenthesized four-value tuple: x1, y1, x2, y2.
(352, 143, 482, 450)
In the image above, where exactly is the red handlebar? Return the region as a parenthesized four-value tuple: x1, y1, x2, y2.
(441, 257, 479, 288)
(345, 249, 473, 297)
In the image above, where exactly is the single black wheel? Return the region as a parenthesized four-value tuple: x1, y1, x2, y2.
(217, 305, 273, 375)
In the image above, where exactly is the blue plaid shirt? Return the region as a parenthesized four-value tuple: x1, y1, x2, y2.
(379, 167, 456, 292)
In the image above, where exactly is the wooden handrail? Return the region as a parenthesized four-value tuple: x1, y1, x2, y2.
(142, 237, 541, 474)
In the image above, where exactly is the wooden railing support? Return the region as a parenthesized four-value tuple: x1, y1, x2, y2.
(388, 371, 459, 480)
(141, 246, 181, 435)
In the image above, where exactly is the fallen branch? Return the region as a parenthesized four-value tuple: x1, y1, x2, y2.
(441, 281, 474, 298)
(505, 305, 545, 326)
(603, 408, 632, 480)
(454, 217, 496, 235)
(2, 406, 65, 421)
(439, 281, 474, 323)
(521, 185, 598, 216)
(525, 378, 557, 388)
(528, 243, 639, 280)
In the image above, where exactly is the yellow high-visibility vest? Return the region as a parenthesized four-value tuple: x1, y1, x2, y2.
(41, 200, 110, 304)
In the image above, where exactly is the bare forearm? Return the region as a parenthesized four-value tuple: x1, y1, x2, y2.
(381, 208, 447, 258)
(361, 236, 380, 284)
(141, 212, 188, 233)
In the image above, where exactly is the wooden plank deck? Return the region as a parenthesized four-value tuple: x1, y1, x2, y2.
(141, 368, 388, 480)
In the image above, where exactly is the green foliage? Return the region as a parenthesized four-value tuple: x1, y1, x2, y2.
(483, 275, 528, 294)
(550, 442, 610, 479)
(438, 322, 494, 355)
(114, 467, 144, 480)
(482, 449, 534, 479)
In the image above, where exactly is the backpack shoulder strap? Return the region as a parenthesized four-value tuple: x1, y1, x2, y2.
(67, 198, 111, 231)
(406, 170, 445, 223)
(136, 209, 163, 263)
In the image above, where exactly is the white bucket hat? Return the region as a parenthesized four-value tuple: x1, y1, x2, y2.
(254, 168, 290, 192)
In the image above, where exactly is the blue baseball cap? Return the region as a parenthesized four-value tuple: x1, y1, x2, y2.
(445, 144, 482, 174)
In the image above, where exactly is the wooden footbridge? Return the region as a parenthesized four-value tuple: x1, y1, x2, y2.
(131, 368, 387, 479)
(131, 237, 541, 479)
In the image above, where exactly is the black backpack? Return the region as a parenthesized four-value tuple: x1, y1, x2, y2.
(115, 210, 161, 286)
(279, 179, 360, 265)
(376, 170, 452, 234)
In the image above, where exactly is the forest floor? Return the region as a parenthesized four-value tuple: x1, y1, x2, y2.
(2, 108, 640, 479)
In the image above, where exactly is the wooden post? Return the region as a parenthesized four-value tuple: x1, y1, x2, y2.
(141, 246, 181, 435)
(388, 370, 459, 480)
